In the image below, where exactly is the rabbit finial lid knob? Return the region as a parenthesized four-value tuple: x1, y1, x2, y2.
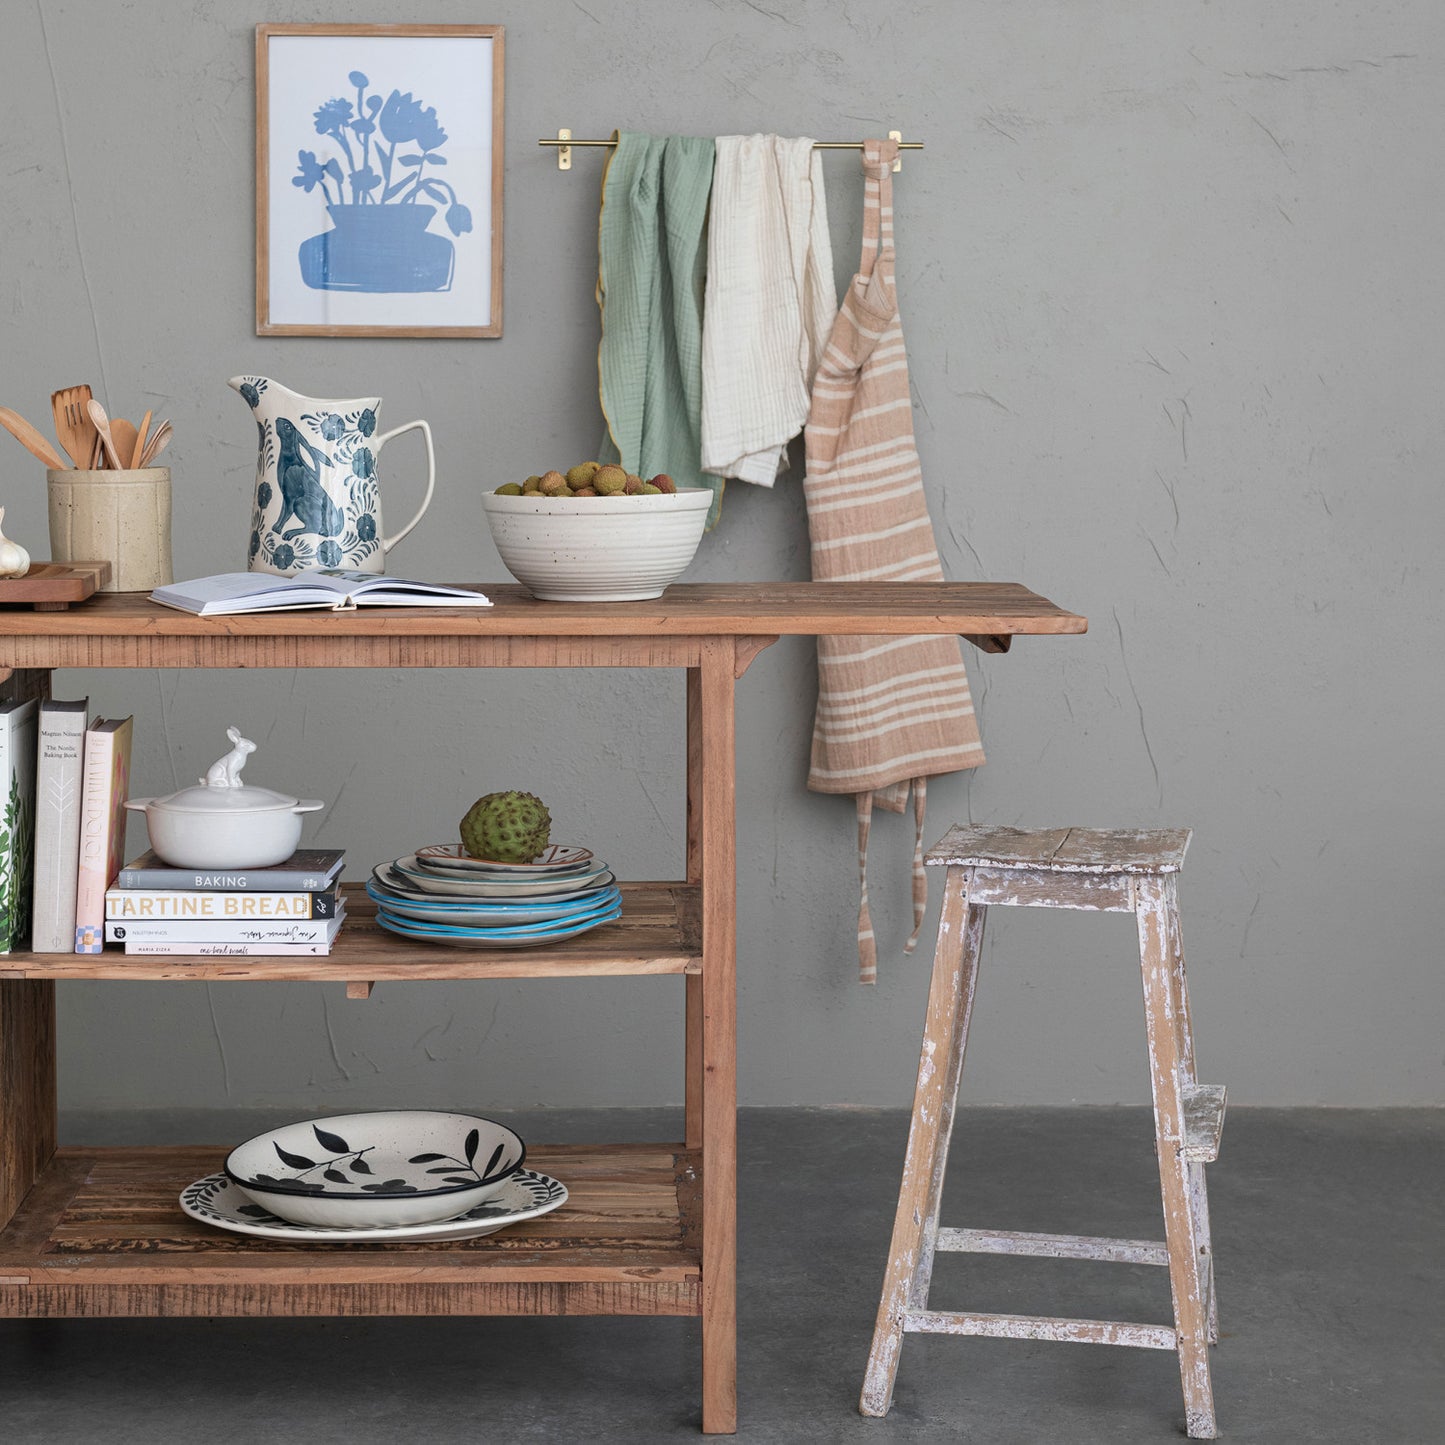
(201, 726, 258, 790)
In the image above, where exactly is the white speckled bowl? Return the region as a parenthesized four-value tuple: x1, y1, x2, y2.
(481, 488, 711, 601)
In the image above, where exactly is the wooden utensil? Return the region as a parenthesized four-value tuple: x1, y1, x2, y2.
(0, 406, 68, 469)
(108, 418, 139, 471)
(51, 384, 97, 468)
(131, 409, 153, 469)
(86, 399, 124, 469)
(139, 420, 172, 467)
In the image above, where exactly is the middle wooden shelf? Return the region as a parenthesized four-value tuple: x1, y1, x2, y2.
(0, 882, 702, 983)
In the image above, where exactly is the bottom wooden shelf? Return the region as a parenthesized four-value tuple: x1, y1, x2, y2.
(0, 1143, 700, 1319)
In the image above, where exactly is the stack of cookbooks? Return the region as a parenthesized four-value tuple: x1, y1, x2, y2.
(103, 849, 346, 957)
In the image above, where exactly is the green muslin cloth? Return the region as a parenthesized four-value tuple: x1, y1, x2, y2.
(596, 131, 721, 527)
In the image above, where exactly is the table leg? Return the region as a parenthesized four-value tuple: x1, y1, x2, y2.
(685, 666, 704, 1153)
(698, 640, 737, 1434)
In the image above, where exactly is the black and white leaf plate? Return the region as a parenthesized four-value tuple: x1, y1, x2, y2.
(180, 1169, 567, 1242)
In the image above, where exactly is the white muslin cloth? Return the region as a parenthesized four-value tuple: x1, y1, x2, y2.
(700, 135, 837, 486)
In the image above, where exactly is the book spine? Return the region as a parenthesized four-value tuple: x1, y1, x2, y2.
(73, 720, 134, 953)
(114, 865, 342, 891)
(31, 703, 88, 953)
(104, 914, 343, 944)
(0, 700, 39, 953)
(104, 888, 340, 921)
(122, 940, 336, 956)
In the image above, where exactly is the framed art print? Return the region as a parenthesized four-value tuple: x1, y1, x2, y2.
(256, 24, 504, 337)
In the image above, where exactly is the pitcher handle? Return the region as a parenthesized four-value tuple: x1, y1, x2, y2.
(373, 418, 436, 554)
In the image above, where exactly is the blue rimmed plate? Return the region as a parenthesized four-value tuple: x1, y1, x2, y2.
(376, 903, 623, 949)
(367, 878, 621, 928)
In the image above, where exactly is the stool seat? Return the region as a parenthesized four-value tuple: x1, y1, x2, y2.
(927, 823, 1192, 874)
(861, 824, 1224, 1439)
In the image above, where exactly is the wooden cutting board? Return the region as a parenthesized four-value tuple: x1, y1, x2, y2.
(0, 561, 111, 609)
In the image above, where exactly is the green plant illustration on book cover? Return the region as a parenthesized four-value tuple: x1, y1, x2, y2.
(0, 770, 35, 950)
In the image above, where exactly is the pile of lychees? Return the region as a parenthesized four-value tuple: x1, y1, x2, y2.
(495, 462, 677, 498)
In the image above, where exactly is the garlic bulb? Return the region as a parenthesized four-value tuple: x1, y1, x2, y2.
(0, 508, 31, 578)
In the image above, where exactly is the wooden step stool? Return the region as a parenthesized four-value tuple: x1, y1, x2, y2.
(860, 825, 1225, 1439)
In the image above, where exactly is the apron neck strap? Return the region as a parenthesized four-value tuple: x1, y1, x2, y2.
(859, 138, 899, 277)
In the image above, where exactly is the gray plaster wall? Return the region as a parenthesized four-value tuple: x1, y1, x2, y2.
(1, 1, 1439, 1114)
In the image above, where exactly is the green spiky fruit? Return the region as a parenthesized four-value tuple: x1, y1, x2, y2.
(494, 482, 523, 495)
(639, 483, 662, 494)
(460, 791, 552, 863)
(565, 462, 600, 488)
(594, 464, 628, 495)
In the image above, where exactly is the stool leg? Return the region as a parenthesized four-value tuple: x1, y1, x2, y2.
(1138, 875, 1218, 1439)
(860, 868, 985, 1418)
(1164, 895, 1219, 1344)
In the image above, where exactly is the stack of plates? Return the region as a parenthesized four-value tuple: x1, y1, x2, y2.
(369, 843, 621, 948)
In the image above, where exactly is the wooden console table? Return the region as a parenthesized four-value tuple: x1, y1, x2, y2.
(0, 581, 1084, 1433)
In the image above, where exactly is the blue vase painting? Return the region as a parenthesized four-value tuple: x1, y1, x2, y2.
(294, 71, 472, 294)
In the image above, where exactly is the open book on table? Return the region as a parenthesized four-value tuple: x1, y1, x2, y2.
(151, 570, 492, 616)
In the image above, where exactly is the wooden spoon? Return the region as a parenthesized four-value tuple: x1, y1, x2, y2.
(140, 420, 172, 467)
(86, 399, 124, 469)
(0, 406, 67, 469)
(130, 409, 153, 468)
(51, 384, 97, 468)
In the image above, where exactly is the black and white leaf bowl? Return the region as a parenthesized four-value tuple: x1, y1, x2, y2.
(224, 1111, 526, 1228)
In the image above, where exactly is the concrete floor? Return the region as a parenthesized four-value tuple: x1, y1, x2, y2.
(2, 1107, 1440, 1443)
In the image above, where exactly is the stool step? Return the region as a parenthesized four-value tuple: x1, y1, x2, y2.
(1180, 1084, 1227, 1162)
(937, 1227, 1168, 1266)
(902, 1308, 1177, 1351)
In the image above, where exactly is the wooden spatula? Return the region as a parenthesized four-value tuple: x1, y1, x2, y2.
(51, 384, 97, 468)
(130, 409, 153, 468)
(109, 417, 139, 469)
(0, 406, 67, 469)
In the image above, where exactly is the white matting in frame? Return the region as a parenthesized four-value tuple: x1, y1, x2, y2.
(257, 24, 504, 337)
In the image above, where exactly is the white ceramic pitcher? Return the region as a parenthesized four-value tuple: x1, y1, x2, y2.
(230, 376, 435, 576)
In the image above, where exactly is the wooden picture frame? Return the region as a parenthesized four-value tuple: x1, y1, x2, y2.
(256, 23, 504, 338)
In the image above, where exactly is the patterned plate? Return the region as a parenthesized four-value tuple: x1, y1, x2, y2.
(367, 879, 622, 928)
(415, 843, 595, 875)
(376, 905, 622, 949)
(181, 1169, 567, 1243)
(371, 863, 619, 913)
(390, 856, 615, 899)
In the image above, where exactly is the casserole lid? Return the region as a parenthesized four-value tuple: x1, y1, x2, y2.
(130, 726, 307, 814)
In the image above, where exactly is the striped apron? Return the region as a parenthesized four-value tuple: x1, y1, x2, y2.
(803, 138, 985, 984)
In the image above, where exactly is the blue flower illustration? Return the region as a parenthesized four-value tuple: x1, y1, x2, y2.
(293, 150, 344, 204)
(357, 408, 376, 437)
(351, 447, 375, 479)
(356, 513, 376, 541)
(378, 90, 445, 151)
(256, 480, 273, 509)
(239, 382, 260, 409)
(319, 413, 346, 441)
(314, 98, 354, 134)
(272, 543, 295, 572)
(317, 539, 342, 567)
(248, 529, 261, 559)
(295, 71, 470, 293)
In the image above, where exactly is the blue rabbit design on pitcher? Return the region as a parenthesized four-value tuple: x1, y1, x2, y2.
(232, 377, 435, 577)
